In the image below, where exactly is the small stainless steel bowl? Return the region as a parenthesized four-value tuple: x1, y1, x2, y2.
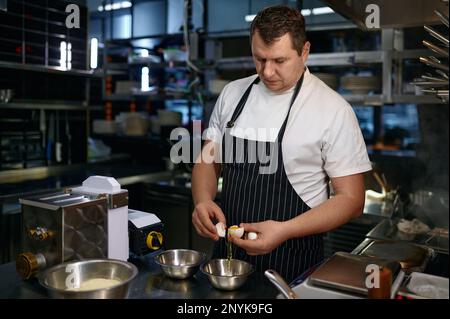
(202, 259, 254, 291)
(154, 249, 206, 279)
(38, 259, 138, 299)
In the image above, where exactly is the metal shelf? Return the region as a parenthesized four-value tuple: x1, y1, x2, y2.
(216, 49, 446, 70)
(309, 51, 384, 66)
(103, 92, 192, 102)
(0, 61, 102, 78)
(342, 94, 447, 105)
(128, 60, 188, 69)
(216, 51, 384, 69)
(0, 101, 102, 111)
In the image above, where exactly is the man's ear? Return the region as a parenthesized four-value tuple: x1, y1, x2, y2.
(302, 41, 311, 63)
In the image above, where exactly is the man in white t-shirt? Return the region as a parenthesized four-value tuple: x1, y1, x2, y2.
(191, 5, 372, 282)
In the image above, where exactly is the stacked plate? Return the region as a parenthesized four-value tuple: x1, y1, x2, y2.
(341, 75, 380, 94)
(314, 73, 338, 90)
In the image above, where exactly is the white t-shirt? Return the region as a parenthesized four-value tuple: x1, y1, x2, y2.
(206, 68, 372, 208)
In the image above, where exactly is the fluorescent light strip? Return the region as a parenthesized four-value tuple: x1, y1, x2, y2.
(244, 7, 332, 21)
(141, 67, 150, 92)
(245, 14, 256, 22)
(121, 1, 132, 9)
(60, 41, 67, 69)
(67, 42, 72, 70)
(301, 9, 312, 16)
(90, 38, 98, 69)
(312, 7, 334, 15)
(99, 1, 132, 12)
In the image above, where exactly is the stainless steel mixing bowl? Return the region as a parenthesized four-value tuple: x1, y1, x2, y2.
(154, 249, 206, 279)
(38, 259, 138, 299)
(202, 259, 254, 291)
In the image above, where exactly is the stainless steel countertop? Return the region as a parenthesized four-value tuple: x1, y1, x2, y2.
(0, 252, 278, 299)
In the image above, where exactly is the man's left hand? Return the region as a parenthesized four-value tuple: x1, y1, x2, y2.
(229, 220, 289, 255)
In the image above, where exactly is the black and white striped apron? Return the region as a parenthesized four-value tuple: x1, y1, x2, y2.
(213, 73, 324, 283)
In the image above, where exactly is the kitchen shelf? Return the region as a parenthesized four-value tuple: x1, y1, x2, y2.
(103, 92, 193, 102)
(0, 61, 101, 78)
(216, 49, 447, 70)
(343, 94, 446, 105)
(0, 101, 102, 111)
(204, 91, 445, 105)
(128, 60, 189, 69)
(103, 61, 189, 74)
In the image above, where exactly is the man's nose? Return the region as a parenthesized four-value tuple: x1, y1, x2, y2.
(262, 61, 275, 78)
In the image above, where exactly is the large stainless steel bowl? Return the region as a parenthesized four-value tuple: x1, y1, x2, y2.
(38, 259, 138, 299)
(202, 259, 254, 291)
(154, 249, 205, 279)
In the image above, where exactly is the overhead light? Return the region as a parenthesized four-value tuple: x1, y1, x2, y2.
(312, 7, 334, 15)
(60, 41, 67, 69)
(121, 1, 132, 9)
(245, 7, 333, 22)
(90, 38, 98, 69)
(59, 41, 72, 70)
(98, 1, 132, 12)
(245, 14, 256, 22)
(141, 67, 150, 92)
(67, 42, 72, 70)
(301, 9, 312, 16)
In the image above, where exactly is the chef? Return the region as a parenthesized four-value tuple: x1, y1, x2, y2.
(191, 5, 372, 282)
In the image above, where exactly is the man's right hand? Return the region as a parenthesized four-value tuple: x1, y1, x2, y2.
(192, 200, 226, 241)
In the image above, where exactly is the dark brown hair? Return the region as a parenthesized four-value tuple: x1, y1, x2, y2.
(250, 5, 307, 55)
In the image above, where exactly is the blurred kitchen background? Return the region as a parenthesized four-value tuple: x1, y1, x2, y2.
(0, 0, 448, 268)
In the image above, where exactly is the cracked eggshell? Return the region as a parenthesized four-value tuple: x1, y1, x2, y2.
(247, 232, 258, 240)
(215, 222, 226, 238)
(228, 225, 244, 238)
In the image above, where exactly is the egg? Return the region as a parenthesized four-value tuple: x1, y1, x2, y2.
(228, 225, 244, 239)
(247, 232, 258, 240)
(215, 222, 226, 238)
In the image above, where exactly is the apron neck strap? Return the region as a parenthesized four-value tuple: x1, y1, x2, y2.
(277, 71, 305, 140)
(226, 77, 260, 128)
(226, 70, 305, 135)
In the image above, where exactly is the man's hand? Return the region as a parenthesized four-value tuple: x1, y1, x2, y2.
(192, 200, 226, 241)
(229, 220, 289, 255)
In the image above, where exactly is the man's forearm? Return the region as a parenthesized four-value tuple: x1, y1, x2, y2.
(283, 194, 364, 240)
(192, 162, 221, 205)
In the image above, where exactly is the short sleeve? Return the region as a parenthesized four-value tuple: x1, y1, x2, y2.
(204, 84, 228, 143)
(322, 105, 372, 178)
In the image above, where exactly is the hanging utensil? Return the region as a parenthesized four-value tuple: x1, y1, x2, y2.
(436, 69, 449, 80)
(412, 80, 449, 87)
(421, 75, 447, 82)
(414, 4, 449, 103)
(264, 270, 299, 299)
(424, 25, 449, 47)
(420, 56, 449, 72)
(422, 40, 448, 56)
(435, 9, 449, 27)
